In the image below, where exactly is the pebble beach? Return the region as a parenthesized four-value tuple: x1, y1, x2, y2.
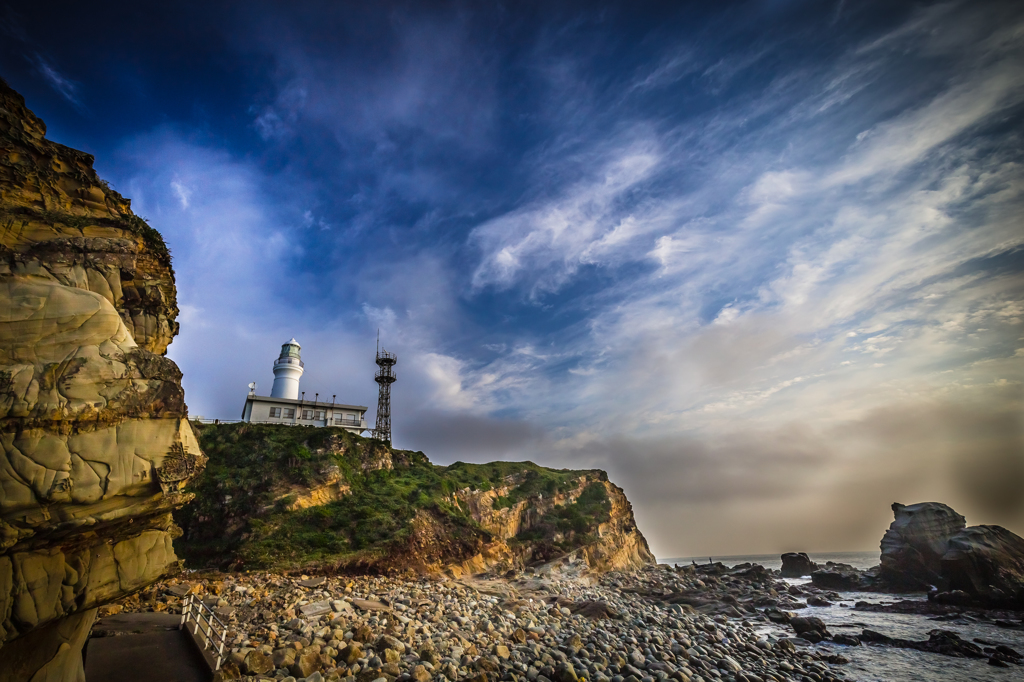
(104, 560, 856, 682)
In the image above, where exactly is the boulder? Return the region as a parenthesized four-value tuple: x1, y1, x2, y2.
(300, 600, 333, 618)
(780, 552, 819, 578)
(811, 563, 873, 591)
(941, 525, 1024, 609)
(273, 648, 297, 668)
(242, 650, 274, 675)
(569, 600, 620, 619)
(832, 634, 861, 646)
(878, 502, 965, 591)
(764, 608, 794, 624)
(290, 650, 323, 678)
(860, 628, 986, 658)
(790, 616, 831, 640)
(341, 643, 363, 664)
(376, 634, 405, 653)
(352, 598, 390, 612)
(931, 589, 975, 606)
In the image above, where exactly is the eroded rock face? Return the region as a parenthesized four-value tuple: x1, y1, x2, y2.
(451, 477, 655, 576)
(0, 79, 205, 681)
(941, 525, 1024, 608)
(584, 480, 656, 572)
(878, 502, 966, 590)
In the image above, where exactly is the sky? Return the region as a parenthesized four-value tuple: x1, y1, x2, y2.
(3, 0, 1022, 559)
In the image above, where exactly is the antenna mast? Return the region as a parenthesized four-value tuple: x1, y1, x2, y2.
(372, 337, 397, 444)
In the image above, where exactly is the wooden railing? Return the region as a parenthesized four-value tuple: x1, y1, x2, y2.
(180, 594, 228, 671)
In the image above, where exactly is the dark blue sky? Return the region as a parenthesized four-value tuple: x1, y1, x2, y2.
(4, 0, 1021, 556)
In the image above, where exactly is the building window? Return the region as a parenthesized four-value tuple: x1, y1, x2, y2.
(315, 410, 325, 420)
(283, 408, 295, 419)
(302, 409, 313, 420)
(269, 407, 282, 418)
(333, 414, 343, 424)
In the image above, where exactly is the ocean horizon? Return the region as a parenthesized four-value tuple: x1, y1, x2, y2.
(660, 550, 881, 572)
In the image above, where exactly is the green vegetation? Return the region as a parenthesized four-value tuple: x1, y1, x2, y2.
(38, 209, 91, 230)
(119, 213, 172, 265)
(175, 422, 611, 573)
(510, 482, 612, 561)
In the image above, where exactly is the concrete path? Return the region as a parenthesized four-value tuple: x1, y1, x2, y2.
(91, 612, 183, 635)
(85, 613, 211, 682)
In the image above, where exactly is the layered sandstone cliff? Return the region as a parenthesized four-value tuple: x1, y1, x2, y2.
(0, 80, 205, 681)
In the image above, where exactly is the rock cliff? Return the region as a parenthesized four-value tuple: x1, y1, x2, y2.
(446, 475, 653, 576)
(0, 80, 205, 681)
(175, 422, 654, 577)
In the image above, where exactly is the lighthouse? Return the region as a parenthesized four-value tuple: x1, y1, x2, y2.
(239, 339, 368, 433)
(270, 338, 304, 399)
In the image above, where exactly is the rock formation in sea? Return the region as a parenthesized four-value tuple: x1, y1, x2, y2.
(878, 501, 967, 591)
(176, 422, 654, 576)
(0, 79, 205, 681)
(804, 501, 1024, 609)
(780, 552, 818, 577)
(876, 501, 1024, 607)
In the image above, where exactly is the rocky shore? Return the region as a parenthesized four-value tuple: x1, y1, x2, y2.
(103, 560, 864, 682)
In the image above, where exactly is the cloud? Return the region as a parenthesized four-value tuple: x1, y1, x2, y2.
(170, 178, 191, 209)
(631, 48, 700, 92)
(825, 63, 1024, 188)
(29, 53, 80, 106)
(400, 411, 544, 463)
(56, 0, 1024, 559)
(469, 135, 662, 294)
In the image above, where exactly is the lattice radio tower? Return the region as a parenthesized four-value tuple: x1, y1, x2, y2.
(372, 331, 397, 443)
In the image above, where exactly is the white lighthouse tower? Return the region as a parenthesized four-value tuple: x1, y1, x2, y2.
(270, 338, 304, 399)
(240, 339, 368, 432)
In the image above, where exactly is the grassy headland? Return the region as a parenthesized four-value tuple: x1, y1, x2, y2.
(174, 422, 612, 573)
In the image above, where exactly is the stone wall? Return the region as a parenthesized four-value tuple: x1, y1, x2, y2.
(0, 79, 205, 681)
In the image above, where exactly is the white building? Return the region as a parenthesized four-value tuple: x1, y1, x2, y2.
(241, 339, 368, 433)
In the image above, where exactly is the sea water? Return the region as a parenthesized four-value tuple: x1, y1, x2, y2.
(664, 552, 882, 573)
(662, 552, 1024, 682)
